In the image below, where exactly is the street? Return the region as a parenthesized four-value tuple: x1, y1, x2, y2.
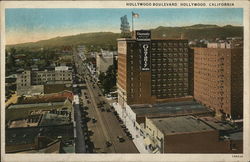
(73, 48, 139, 153)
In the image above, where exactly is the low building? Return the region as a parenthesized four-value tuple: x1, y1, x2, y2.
(17, 91, 73, 104)
(6, 125, 74, 153)
(144, 116, 242, 153)
(6, 97, 74, 153)
(113, 100, 214, 153)
(6, 98, 73, 122)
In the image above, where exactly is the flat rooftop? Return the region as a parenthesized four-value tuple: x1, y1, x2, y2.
(7, 102, 65, 109)
(39, 113, 71, 126)
(150, 116, 214, 135)
(8, 114, 42, 128)
(6, 124, 74, 146)
(228, 131, 243, 140)
(199, 116, 234, 131)
(131, 101, 212, 117)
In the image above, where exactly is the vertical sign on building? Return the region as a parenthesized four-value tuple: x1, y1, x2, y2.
(136, 30, 151, 71)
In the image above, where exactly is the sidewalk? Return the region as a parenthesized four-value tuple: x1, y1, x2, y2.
(113, 102, 149, 154)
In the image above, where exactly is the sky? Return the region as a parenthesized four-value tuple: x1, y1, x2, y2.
(5, 8, 243, 45)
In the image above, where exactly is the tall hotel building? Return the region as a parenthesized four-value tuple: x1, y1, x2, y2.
(117, 35, 194, 106)
(194, 48, 243, 120)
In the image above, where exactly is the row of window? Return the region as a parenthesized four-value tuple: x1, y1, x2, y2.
(151, 52, 188, 57)
(151, 58, 189, 63)
(152, 82, 188, 87)
(153, 92, 188, 97)
(32, 77, 71, 81)
(152, 62, 189, 67)
(151, 47, 189, 52)
(151, 68, 184, 73)
(152, 78, 189, 82)
(152, 73, 189, 78)
(151, 42, 188, 47)
(152, 87, 188, 91)
(33, 74, 72, 77)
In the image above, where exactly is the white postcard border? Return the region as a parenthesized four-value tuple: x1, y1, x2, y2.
(1, 1, 250, 162)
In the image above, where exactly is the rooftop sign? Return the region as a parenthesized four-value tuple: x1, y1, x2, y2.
(136, 30, 151, 41)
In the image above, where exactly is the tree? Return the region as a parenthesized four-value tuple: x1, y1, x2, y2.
(99, 64, 117, 94)
(98, 72, 106, 83)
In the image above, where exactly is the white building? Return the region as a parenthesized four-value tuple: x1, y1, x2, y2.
(96, 50, 115, 75)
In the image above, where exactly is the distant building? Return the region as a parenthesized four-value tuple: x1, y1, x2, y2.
(96, 50, 115, 75)
(117, 38, 194, 106)
(207, 42, 231, 48)
(194, 47, 243, 120)
(145, 116, 242, 153)
(16, 66, 72, 96)
(207, 37, 243, 49)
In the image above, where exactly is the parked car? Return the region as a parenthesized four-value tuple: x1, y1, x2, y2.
(105, 141, 112, 147)
(117, 136, 125, 142)
(121, 124, 126, 129)
(92, 118, 97, 123)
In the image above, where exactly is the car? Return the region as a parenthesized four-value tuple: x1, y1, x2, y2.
(117, 136, 125, 142)
(105, 141, 112, 147)
(92, 118, 97, 123)
(128, 135, 133, 140)
(121, 124, 126, 129)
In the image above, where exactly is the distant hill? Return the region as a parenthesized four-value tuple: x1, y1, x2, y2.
(7, 24, 243, 50)
(151, 24, 243, 40)
(7, 32, 120, 50)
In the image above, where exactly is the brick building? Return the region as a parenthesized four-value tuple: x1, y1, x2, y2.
(145, 116, 242, 153)
(117, 38, 194, 106)
(194, 48, 243, 120)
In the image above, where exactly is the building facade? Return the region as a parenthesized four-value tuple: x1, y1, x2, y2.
(194, 48, 243, 120)
(16, 67, 72, 95)
(145, 116, 242, 153)
(117, 38, 194, 106)
(96, 50, 114, 75)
